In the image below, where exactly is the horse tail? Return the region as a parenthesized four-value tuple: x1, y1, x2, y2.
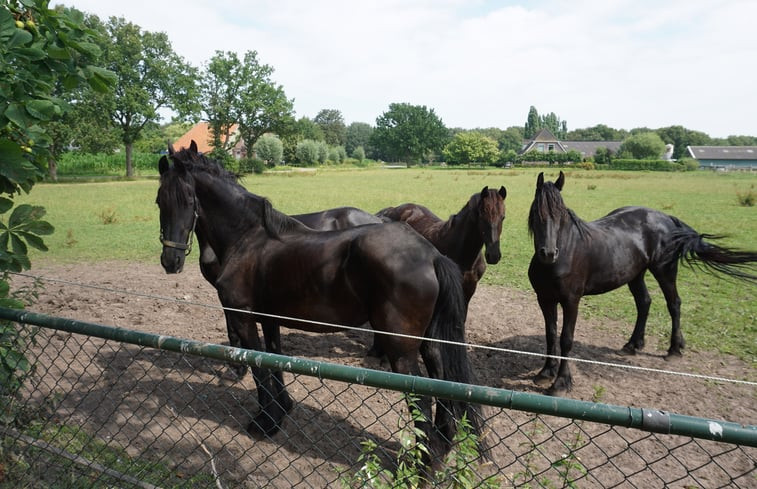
(427, 255, 484, 438)
(665, 226, 757, 282)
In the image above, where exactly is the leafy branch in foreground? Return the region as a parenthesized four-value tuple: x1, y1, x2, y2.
(339, 396, 499, 488)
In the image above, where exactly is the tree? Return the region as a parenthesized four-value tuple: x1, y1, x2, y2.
(567, 124, 627, 141)
(371, 103, 449, 164)
(524, 106, 567, 139)
(201, 51, 295, 165)
(1, 0, 114, 418)
(443, 132, 499, 166)
(345, 121, 373, 157)
(524, 106, 539, 139)
(234, 51, 295, 158)
(498, 126, 524, 153)
(654, 125, 711, 160)
(253, 133, 283, 167)
(90, 16, 199, 176)
(201, 51, 245, 159)
(619, 132, 667, 159)
(314, 109, 346, 146)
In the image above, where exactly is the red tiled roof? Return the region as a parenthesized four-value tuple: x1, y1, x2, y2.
(173, 122, 241, 154)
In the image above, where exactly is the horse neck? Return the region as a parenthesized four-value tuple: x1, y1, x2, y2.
(192, 173, 263, 261)
(442, 201, 484, 270)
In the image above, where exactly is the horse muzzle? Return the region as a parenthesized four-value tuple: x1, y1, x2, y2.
(484, 244, 502, 264)
(161, 248, 185, 274)
(537, 246, 559, 264)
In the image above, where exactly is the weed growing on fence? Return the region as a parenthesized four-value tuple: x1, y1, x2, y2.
(339, 396, 499, 488)
(513, 414, 554, 488)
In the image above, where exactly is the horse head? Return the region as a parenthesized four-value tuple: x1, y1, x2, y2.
(156, 142, 200, 273)
(530, 171, 566, 265)
(476, 185, 507, 264)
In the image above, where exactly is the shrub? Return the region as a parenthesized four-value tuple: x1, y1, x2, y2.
(253, 134, 284, 167)
(352, 146, 366, 163)
(737, 186, 755, 207)
(609, 159, 680, 171)
(239, 157, 266, 175)
(295, 139, 320, 166)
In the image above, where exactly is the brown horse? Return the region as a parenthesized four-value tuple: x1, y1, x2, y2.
(528, 171, 757, 396)
(377, 186, 507, 303)
(156, 142, 482, 460)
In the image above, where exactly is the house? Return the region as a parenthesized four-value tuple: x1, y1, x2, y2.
(686, 146, 757, 170)
(173, 122, 246, 159)
(520, 128, 622, 158)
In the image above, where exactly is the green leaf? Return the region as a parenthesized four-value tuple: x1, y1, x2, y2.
(14, 46, 47, 61)
(8, 204, 34, 228)
(24, 220, 54, 235)
(0, 9, 16, 40)
(7, 28, 33, 48)
(18, 232, 48, 252)
(47, 43, 70, 60)
(3, 103, 28, 128)
(10, 234, 28, 257)
(0, 197, 12, 214)
(25, 99, 57, 121)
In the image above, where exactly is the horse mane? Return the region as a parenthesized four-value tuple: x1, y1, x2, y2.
(169, 146, 306, 239)
(528, 182, 589, 238)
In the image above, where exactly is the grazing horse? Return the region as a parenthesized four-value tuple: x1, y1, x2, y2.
(377, 186, 507, 303)
(156, 142, 482, 459)
(528, 171, 757, 396)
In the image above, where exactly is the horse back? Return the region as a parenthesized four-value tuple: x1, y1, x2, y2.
(377, 203, 445, 243)
(293, 206, 381, 231)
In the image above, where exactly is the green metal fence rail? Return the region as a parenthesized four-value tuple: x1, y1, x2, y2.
(1, 306, 755, 487)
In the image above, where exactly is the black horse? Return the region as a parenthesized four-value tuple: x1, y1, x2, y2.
(293, 206, 382, 230)
(377, 186, 507, 304)
(528, 171, 757, 396)
(156, 142, 482, 459)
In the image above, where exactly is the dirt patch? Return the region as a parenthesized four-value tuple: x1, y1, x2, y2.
(11, 261, 756, 485)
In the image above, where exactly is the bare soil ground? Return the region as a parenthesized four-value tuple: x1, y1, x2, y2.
(12, 261, 756, 486)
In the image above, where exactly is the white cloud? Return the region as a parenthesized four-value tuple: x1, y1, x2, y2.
(55, 0, 757, 137)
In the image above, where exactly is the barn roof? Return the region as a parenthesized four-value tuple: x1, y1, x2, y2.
(686, 146, 757, 160)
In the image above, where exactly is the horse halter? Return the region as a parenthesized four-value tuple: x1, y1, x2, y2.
(160, 201, 198, 256)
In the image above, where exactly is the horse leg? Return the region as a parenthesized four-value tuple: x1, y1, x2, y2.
(420, 340, 455, 448)
(258, 320, 293, 423)
(390, 344, 446, 470)
(548, 300, 579, 396)
(534, 295, 559, 387)
(652, 265, 684, 358)
(221, 305, 248, 379)
(622, 273, 651, 355)
(224, 311, 284, 438)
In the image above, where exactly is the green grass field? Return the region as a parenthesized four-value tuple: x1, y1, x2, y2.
(15, 167, 757, 363)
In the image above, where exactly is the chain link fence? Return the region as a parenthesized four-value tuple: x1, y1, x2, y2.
(0, 309, 755, 488)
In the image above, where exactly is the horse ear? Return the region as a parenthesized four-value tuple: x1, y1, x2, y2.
(158, 155, 170, 174)
(480, 186, 489, 199)
(536, 172, 544, 189)
(168, 143, 175, 156)
(555, 171, 565, 191)
(189, 140, 198, 153)
(498, 185, 507, 199)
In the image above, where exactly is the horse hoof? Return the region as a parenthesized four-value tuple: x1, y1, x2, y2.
(664, 351, 683, 362)
(223, 364, 247, 380)
(545, 385, 568, 397)
(365, 345, 384, 358)
(620, 344, 637, 356)
(533, 374, 554, 387)
(247, 413, 282, 439)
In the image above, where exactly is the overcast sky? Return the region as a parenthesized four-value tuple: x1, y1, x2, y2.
(56, 0, 756, 138)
